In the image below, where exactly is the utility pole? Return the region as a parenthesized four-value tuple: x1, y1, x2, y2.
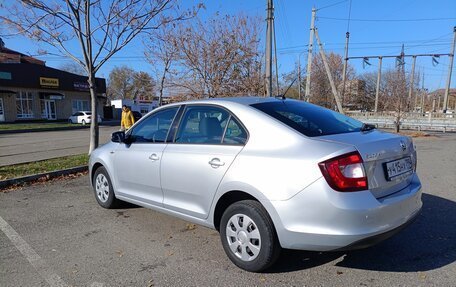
(298, 59, 302, 100)
(421, 71, 425, 113)
(304, 7, 316, 102)
(443, 26, 456, 112)
(314, 28, 344, 114)
(408, 55, 417, 111)
(374, 57, 382, 113)
(341, 32, 350, 105)
(265, 0, 274, 97)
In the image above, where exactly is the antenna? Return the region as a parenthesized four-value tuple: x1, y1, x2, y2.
(277, 78, 297, 100)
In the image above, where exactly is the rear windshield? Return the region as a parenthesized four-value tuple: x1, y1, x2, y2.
(251, 100, 363, 137)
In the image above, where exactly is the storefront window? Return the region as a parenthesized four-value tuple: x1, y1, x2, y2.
(16, 91, 34, 118)
(72, 100, 89, 113)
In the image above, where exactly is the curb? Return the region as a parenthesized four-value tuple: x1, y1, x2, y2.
(0, 126, 89, 134)
(0, 165, 88, 190)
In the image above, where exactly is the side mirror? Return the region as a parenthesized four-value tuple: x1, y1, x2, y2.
(111, 131, 125, 143)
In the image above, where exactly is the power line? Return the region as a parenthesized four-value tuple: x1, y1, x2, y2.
(346, 0, 352, 32)
(317, 0, 348, 11)
(318, 16, 456, 22)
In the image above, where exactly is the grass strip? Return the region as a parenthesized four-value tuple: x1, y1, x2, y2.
(0, 154, 89, 180)
(0, 123, 79, 131)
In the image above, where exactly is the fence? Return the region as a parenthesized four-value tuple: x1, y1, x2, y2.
(347, 111, 456, 132)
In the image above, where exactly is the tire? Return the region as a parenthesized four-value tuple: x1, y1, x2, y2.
(220, 200, 281, 272)
(81, 119, 86, 125)
(92, 166, 119, 209)
(68, 119, 73, 124)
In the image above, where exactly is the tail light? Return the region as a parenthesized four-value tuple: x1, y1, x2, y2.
(88, 116, 92, 119)
(318, 151, 368, 192)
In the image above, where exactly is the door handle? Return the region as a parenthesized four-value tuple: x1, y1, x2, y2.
(209, 158, 225, 168)
(149, 153, 160, 161)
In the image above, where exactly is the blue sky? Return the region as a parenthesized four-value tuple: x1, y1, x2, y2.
(2, 0, 456, 91)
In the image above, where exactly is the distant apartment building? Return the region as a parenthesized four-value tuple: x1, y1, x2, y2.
(0, 39, 106, 122)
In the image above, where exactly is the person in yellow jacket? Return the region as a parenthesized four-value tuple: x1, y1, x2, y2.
(121, 105, 135, 131)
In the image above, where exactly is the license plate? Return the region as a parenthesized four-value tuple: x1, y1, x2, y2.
(384, 157, 413, 181)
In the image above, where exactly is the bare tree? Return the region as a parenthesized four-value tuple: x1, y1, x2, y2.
(132, 71, 155, 101)
(107, 65, 136, 100)
(309, 53, 355, 109)
(107, 66, 155, 104)
(173, 14, 263, 98)
(59, 62, 86, 76)
(144, 22, 180, 106)
(1, 0, 197, 153)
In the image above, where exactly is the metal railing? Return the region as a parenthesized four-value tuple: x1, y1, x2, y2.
(347, 111, 456, 132)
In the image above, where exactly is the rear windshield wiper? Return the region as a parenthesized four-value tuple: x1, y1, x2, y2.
(361, 123, 376, 132)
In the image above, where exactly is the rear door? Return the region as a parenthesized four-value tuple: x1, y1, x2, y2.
(160, 105, 248, 219)
(113, 107, 179, 205)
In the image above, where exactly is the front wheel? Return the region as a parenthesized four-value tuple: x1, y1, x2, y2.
(220, 200, 281, 272)
(92, 166, 119, 209)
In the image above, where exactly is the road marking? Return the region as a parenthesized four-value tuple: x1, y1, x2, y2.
(0, 215, 67, 287)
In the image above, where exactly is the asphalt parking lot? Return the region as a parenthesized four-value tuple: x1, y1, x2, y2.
(0, 133, 455, 286)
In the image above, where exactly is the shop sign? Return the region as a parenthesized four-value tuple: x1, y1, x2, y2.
(40, 77, 59, 88)
(0, 72, 12, 80)
(74, 81, 90, 91)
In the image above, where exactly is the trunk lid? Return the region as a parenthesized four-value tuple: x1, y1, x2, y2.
(317, 130, 416, 198)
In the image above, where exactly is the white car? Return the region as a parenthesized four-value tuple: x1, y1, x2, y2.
(68, 111, 102, 125)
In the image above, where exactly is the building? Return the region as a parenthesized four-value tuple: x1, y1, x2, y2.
(0, 40, 106, 122)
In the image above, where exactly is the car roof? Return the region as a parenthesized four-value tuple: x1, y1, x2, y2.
(165, 96, 282, 108)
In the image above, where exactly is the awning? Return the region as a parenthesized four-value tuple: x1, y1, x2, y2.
(39, 92, 65, 100)
(0, 89, 16, 94)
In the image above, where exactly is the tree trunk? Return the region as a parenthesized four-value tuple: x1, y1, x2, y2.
(88, 72, 99, 154)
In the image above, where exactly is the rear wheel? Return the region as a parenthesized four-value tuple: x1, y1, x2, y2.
(81, 119, 86, 125)
(220, 200, 281, 272)
(92, 166, 118, 209)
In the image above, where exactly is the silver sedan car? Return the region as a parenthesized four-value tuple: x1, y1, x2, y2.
(89, 97, 422, 272)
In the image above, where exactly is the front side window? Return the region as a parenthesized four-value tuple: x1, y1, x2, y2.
(128, 107, 178, 143)
(251, 100, 363, 137)
(16, 91, 34, 118)
(175, 106, 230, 144)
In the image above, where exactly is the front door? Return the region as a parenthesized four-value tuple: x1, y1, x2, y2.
(44, 100, 56, 120)
(113, 107, 179, 206)
(0, 98, 4, 122)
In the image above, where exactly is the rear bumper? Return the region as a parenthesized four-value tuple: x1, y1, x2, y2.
(333, 207, 420, 251)
(269, 173, 422, 251)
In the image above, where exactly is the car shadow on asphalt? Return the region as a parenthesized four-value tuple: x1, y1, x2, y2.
(267, 193, 456, 273)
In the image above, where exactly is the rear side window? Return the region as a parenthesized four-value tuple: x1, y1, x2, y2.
(223, 117, 247, 145)
(251, 100, 363, 137)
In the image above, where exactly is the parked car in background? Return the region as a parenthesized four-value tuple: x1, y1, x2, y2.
(89, 97, 422, 272)
(132, 110, 142, 122)
(68, 111, 102, 125)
